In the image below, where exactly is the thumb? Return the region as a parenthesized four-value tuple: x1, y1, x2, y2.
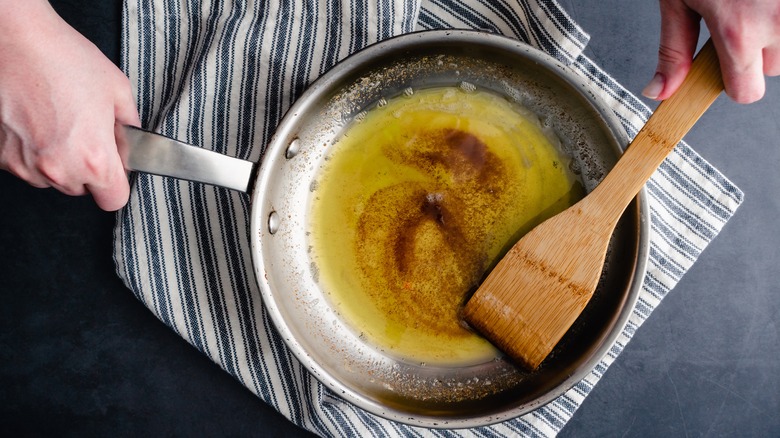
(87, 152, 130, 211)
(114, 77, 141, 127)
(643, 0, 701, 100)
(88, 78, 138, 212)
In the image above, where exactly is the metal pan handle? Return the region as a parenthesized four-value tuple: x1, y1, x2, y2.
(117, 125, 256, 193)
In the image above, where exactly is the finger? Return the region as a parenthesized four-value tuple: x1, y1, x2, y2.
(47, 180, 88, 196)
(86, 150, 130, 211)
(723, 54, 765, 104)
(644, 0, 701, 100)
(73, 117, 131, 211)
(48, 182, 88, 197)
(113, 75, 141, 127)
(708, 35, 766, 104)
(763, 46, 780, 77)
(84, 79, 136, 211)
(34, 154, 89, 196)
(24, 176, 51, 189)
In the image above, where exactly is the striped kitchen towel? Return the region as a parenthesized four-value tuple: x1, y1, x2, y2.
(114, 0, 743, 436)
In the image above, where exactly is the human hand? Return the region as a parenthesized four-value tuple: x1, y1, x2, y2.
(643, 0, 780, 104)
(0, 0, 140, 211)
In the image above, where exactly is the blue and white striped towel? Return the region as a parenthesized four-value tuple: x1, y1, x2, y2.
(114, 1, 743, 436)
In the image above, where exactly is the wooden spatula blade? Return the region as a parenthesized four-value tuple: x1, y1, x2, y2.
(463, 202, 613, 369)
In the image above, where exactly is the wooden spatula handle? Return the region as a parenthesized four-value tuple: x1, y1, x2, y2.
(588, 40, 724, 224)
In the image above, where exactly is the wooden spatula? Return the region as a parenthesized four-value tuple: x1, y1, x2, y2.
(463, 40, 724, 370)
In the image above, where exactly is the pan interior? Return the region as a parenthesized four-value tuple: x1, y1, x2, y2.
(251, 31, 647, 428)
(309, 85, 587, 368)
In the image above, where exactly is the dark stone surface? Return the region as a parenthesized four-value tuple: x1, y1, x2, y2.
(1, 1, 777, 436)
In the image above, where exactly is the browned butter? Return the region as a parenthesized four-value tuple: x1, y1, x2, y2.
(309, 86, 583, 365)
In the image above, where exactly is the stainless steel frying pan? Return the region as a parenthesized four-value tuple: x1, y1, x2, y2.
(118, 30, 649, 428)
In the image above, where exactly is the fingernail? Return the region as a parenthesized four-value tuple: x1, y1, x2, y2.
(642, 73, 665, 100)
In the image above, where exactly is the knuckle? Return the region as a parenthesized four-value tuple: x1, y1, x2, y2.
(0, 149, 34, 183)
(36, 155, 67, 186)
(0, 153, 13, 174)
(5, 162, 27, 179)
(8, 165, 41, 187)
(35, 156, 82, 195)
(83, 151, 113, 185)
(82, 151, 103, 175)
(7, 162, 48, 188)
(715, 18, 757, 61)
(657, 44, 690, 68)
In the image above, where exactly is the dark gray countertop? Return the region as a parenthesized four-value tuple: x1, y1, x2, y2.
(1, 1, 777, 436)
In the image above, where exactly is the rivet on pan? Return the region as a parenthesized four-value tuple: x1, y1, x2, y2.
(285, 138, 301, 159)
(267, 211, 280, 234)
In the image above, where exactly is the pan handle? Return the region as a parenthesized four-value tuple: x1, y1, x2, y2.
(117, 125, 256, 193)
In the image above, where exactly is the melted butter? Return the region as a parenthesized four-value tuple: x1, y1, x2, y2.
(309, 87, 584, 365)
